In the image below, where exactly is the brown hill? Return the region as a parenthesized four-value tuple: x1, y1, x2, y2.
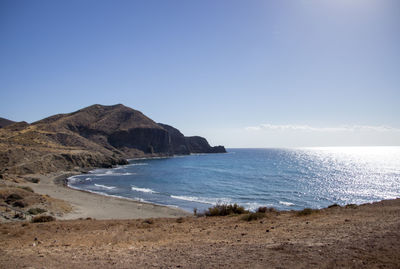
(0, 104, 225, 177)
(0, 117, 15, 128)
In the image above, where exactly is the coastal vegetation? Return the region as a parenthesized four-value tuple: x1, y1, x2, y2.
(204, 203, 247, 216)
(31, 215, 55, 223)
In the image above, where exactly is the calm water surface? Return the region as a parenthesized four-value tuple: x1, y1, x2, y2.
(68, 147, 400, 212)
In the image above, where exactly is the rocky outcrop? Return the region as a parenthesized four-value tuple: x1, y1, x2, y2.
(158, 124, 190, 155)
(158, 124, 226, 154)
(108, 128, 171, 154)
(186, 136, 226, 153)
(0, 104, 226, 176)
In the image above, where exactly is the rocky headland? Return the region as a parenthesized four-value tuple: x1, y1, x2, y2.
(0, 104, 226, 178)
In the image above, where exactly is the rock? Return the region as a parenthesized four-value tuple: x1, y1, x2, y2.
(158, 123, 226, 154)
(185, 136, 226, 154)
(5, 193, 23, 204)
(12, 200, 27, 208)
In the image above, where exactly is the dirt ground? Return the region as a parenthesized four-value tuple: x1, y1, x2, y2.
(0, 199, 399, 268)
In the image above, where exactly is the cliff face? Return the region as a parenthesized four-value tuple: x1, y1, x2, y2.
(158, 124, 226, 155)
(0, 104, 226, 176)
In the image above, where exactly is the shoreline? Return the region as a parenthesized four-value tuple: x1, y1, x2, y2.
(23, 171, 190, 220)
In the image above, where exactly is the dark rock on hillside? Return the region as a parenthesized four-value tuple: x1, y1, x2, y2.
(108, 128, 171, 154)
(0, 117, 16, 128)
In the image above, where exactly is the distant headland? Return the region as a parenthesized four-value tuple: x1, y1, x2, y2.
(0, 104, 226, 177)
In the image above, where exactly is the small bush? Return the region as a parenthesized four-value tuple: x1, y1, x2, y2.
(241, 212, 265, 221)
(297, 208, 316, 216)
(176, 217, 184, 223)
(257, 207, 268, 213)
(28, 208, 47, 215)
(257, 206, 277, 213)
(205, 203, 247, 217)
(345, 204, 358, 209)
(17, 186, 34, 192)
(32, 215, 55, 223)
(328, 203, 340, 208)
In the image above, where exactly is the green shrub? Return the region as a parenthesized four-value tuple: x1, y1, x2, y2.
(205, 203, 247, 217)
(241, 212, 265, 221)
(28, 208, 47, 215)
(257, 207, 267, 213)
(32, 215, 55, 223)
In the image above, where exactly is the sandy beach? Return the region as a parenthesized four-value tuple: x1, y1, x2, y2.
(22, 172, 190, 220)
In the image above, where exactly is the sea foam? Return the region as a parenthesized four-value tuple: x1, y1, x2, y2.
(170, 195, 232, 205)
(279, 201, 295, 206)
(94, 184, 117, 190)
(131, 186, 157, 193)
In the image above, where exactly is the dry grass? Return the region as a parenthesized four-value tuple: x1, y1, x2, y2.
(205, 203, 247, 216)
(28, 208, 47, 215)
(31, 215, 55, 223)
(241, 212, 266, 221)
(296, 208, 318, 216)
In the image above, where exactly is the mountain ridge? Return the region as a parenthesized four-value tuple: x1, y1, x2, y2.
(0, 117, 16, 128)
(0, 104, 225, 177)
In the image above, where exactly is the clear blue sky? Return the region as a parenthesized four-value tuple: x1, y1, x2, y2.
(1, 0, 399, 147)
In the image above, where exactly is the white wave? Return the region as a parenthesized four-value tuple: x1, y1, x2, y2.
(242, 202, 275, 212)
(94, 184, 116, 190)
(171, 195, 232, 205)
(85, 177, 92, 181)
(128, 163, 148, 166)
(67, 185, 150, 203)
(91, 172, 134, 177)
(279, 201, 295, 206)
(131, 186, 158, 193)
(67, 176, 78, 183)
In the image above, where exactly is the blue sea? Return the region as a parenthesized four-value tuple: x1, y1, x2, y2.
(68, 147, 400, 212)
